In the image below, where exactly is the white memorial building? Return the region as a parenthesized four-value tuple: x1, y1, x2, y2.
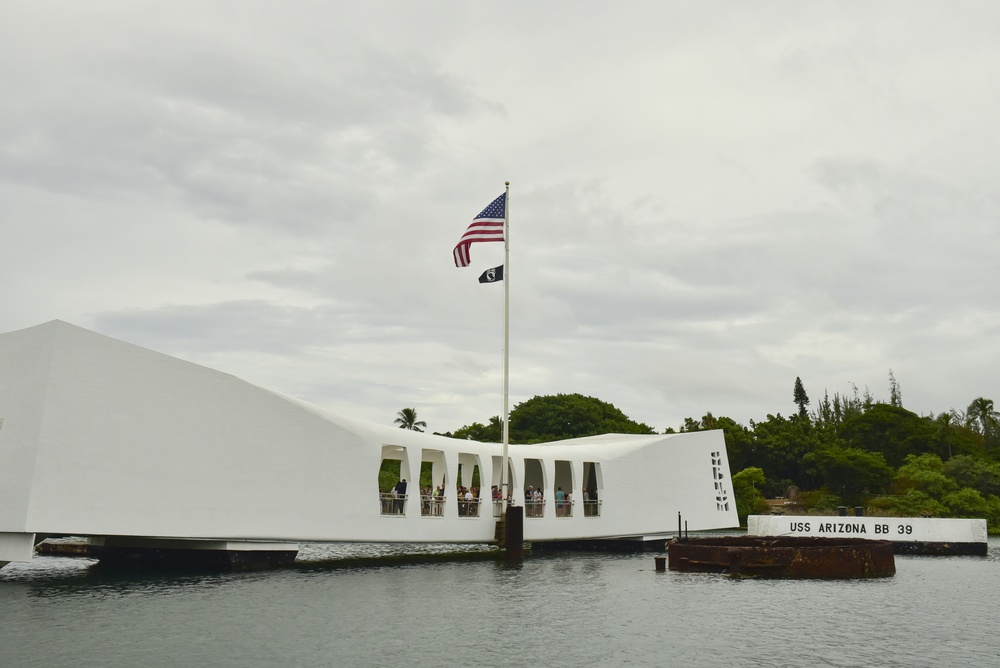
(0, 321, 738, 568)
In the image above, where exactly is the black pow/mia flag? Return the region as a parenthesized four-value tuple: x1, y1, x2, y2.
(478, 265, 504, 284)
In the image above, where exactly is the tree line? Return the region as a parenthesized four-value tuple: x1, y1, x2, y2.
(396, 376, 1000, 531)
(718, 376, 1000, 530)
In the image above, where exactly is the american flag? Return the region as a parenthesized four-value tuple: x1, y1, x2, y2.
(453, 193, 505, 267)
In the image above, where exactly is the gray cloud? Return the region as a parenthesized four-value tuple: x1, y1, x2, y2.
(3, 1, 999, 434)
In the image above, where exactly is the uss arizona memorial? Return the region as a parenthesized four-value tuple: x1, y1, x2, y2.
(0, 321, 737, 568)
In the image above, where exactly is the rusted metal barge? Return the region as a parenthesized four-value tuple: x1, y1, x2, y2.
(668, 536, 895, 579)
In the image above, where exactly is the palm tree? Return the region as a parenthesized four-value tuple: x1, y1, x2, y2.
(486, 415, 503, 442)
(966, 397, 1000, 450)
(935, 412, 955, 459)
(394, 407, 427, 432)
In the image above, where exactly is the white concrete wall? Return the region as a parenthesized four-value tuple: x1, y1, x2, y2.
(748, 515, 988, 544)
(0, 321, 738, 561)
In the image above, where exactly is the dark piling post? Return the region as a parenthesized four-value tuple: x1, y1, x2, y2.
(505, 505, 524, 562)
(855, 506, 864, 517)
(838, 506, 848, 517)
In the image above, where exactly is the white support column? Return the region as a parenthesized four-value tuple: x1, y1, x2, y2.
(0, 532, 36, 565)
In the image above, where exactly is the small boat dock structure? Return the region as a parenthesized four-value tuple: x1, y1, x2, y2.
(747, 515, 988, 556)
(0, 321, 739, 570)
(668, 536, 896, 578)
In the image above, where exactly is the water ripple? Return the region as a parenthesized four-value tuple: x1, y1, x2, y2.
(1, 540, 998, 667)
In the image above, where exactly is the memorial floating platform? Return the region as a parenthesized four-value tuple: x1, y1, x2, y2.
(667, 536, 896, 579)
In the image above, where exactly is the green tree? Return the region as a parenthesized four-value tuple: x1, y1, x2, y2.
(934, 412, 956, 459)
(748, 413, 838, 494)
(870, 490, 947, 518)
(805, 444, 893, 505)
(680, 412, 724, 432)
(797, 489, 844, 512)
(394, 407, 427, 432)
(888, 369, 902, 407)
(378, 459, 401, 492)
(892, 453, 958, 499)
(814, 390, 834, 425)
(966, 397, 1000, 450)
(793, 377, 810, 419)
(828, 383, 867, 425)
(942, 487, 995, 519)
(940, 414, 988, 458)
(508, 393, 654, 443)
(449, 417, 501, 442)
(732, 467, 769, 524)
(749, 413, 809, 494)
(943, 455, 1000, 497)
(838, 403, 936, 468)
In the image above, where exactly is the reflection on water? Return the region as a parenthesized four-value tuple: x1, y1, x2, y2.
(2, 540, 999, 667)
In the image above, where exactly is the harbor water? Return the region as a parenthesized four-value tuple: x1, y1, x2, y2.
(2, 538, 999, 667)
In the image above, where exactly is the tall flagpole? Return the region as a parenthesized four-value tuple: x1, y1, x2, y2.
(501, 181, 511, 510)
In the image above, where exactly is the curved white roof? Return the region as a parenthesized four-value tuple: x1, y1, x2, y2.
(0, 321, 737, 563)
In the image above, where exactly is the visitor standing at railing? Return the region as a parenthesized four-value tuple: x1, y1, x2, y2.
(433, 485, 444, 516)
(464, 487, 475, 516)
(393, 479, 407, 514)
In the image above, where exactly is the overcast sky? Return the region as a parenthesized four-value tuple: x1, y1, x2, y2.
(3, 2, 999, 434)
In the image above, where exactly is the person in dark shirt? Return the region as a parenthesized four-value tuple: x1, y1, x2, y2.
(393, 479, 407, 514)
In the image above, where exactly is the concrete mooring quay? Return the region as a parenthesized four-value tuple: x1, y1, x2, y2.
(667, 536, 896, 579)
